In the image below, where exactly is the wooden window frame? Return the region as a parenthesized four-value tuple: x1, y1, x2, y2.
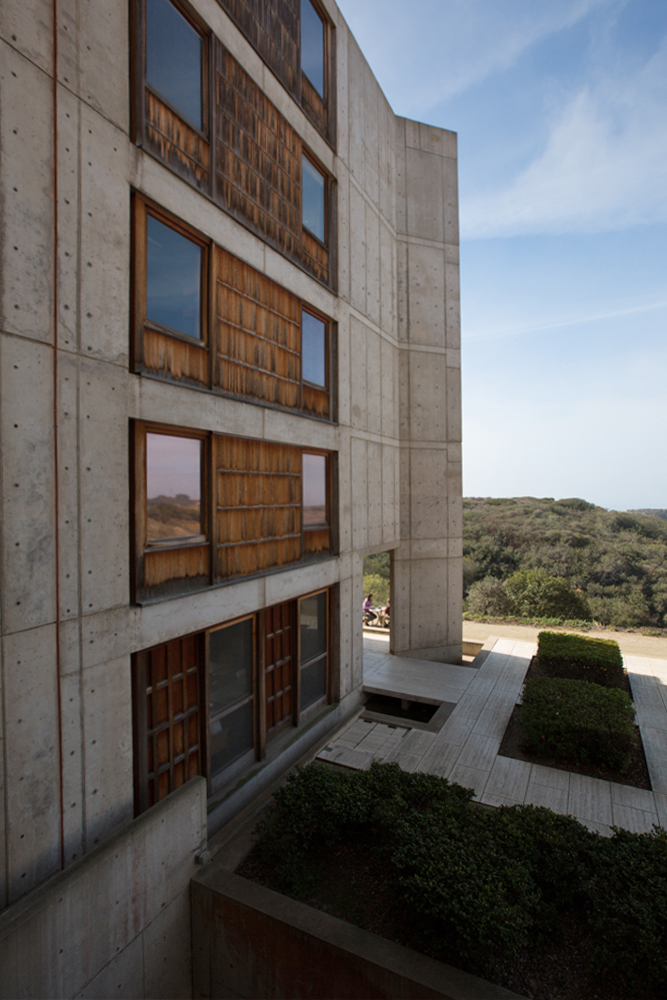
(299, 0, 330, 100)
(301, 149, 329, 249)
(132, 585, 335, 812)
(131, 196, 212, 379)
(132, 422, 335, 602)
(300, 304, 329, 392)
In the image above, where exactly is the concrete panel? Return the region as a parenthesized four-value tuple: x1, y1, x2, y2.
(0, 638, 5, 910)
(443, 154, 459, 246)
(406, 148, 444, 243)
(447, 364, 462, 442)
(350, 437, 368, 551)
(1, 336, 56, 632)
(394, 118, 407, 235)
(0, 0, 53, 74)
(409, 448, 448, 539)
(80, 606, 130, 671)
(366, 442, 383, 549)
(264, 560, 339, 608)
(261, 407, 338, 453)
(78, 0, 129, 132)
(143, 891, 192, 1000)
(381, 444, 398, 543)
(406, 243, 446, 348)
(337, 432, 352, 553)
(379, 221, 395, 339)
(396, 240, 409, 342)
(79, 360, 128, 613)
(365, 204, 380, 325)
(61, 671, 85, 867)
(336, 166, 351, 306)
(380, 336, 396, 438)
(446, 296, 461, 350)
(418, 122, 444, 157)
(75, 934, 144, 1000)
(82, 656, 133, 849)
(3, 624, 60, 902)
(56, 85, 81, 352)
(134, 376, 263, 441)
(346, 37, 366, 189)
(349, 316, 368, 430)
(79, 107, 131, 365)
(409, 558, 453, 652)
(336, 302, 351, 428)
(0, 43, 53, 341)
(408, 352, 447, 442)
(362, 61, 379, 206)
(335, 11, 349, 166)
(337, 574, 354, 699)
(349, 184, 366, 314)
(57, 352, 80, 620)
(366, 338, 382, 437)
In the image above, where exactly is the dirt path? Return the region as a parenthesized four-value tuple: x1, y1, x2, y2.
(463, 619, 667, 659)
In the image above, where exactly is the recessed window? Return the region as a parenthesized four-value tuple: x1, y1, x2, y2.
(209, 618, 255, 780)
(146, 0, 203, 129)
(146, 432, 202, 544)
(302, 155, 326, 243)
(301, 0, 324, 97)
(302, 453, 327, 527)
(299, 591, 328, 710)
(301, 310, 326, 387)
(146, 215, 202, 339)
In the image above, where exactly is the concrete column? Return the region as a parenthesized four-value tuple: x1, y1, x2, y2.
(391, 119, 463, 663)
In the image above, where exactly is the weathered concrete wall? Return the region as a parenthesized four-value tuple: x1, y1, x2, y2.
(0, 776, 206, 1000)
(191, 865, 526, 1000)
(392, 120, 463, 663)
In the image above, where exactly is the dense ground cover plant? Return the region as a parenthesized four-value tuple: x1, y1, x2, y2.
(521, 676, 636, 771)
(537, 630, 625, 686)
(246, 762, 667, 993)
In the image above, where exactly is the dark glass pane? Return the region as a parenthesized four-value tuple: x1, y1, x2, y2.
(302, 156, 325, 242)
(209, 619, 253, 717)
(146, 433, 201, 542)
(300, 656, 326, 710)
(146, 0, 202, 128)
(301, 0, 324, 97)
(210, 701, 254, 775)
(146, 215, 201, 339)
(303, 454, 326, 525)
(300, 592, 327, 663)
(302, 311, 326, 386)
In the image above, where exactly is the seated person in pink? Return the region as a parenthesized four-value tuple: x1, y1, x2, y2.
(363, 593, 377, 624)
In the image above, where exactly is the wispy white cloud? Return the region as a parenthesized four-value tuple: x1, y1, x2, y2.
(338, 0, 616, 112)
(461, 38, 667, 238)
(465, 298, 667, 342)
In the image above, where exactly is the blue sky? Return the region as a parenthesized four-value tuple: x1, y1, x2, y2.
(336, 0, 667, 510)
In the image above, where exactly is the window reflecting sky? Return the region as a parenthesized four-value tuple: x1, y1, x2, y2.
(302, 156, 326, 242)
(146, 215, 201, 339)
(146, 433, 201, 500)
(302, 453, 326, 524)
(146, 0, 202, 128)
(301, 310, 326, 386)
(301, 0, 324, 96)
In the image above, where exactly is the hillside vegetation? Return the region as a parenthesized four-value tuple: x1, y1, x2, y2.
(464, 497, 667, 629)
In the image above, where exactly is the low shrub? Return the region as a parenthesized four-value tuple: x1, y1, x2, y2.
(521, 676, 636, 772)
(537, 630, 624, 686)
(245, 762, 667, 992)
(505, 569, 592, 621)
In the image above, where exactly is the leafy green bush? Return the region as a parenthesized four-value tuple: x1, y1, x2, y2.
(521, 676, 636, 771)
(537, 630, 624, 685)
(464, 576, 513, 616)
(505, 568, 592, 620)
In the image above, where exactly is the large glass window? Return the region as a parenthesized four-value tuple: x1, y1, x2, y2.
(146, 215, 202, 339)
(301, 0, 324, 97)
(299, 591, 328, 710)
(302, 156, 326, 243)
(146, 0, 203, 129)
(146, 433, 202, 543)
(301, 310, 326, 387)
(209, 618, 254, 777)
(302, 453, 327, 526)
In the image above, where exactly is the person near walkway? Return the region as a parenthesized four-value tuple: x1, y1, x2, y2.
(363, 593, 377, 624)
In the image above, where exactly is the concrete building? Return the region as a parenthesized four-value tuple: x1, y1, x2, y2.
(0, 0, 461, 994)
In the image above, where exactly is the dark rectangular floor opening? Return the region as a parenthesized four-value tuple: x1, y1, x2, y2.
(363, 694, 439, 724)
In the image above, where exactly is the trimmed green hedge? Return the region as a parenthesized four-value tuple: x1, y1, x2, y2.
(537, 630, 624, 686)
(521, 676, 636, 771)
(248, 762, 667, 991)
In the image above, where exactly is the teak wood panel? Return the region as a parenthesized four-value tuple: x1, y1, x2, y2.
(143, 328, 209, 387)
(215, 437, 302, 579)
(216, 249, 301, 408)
(215, 0, 299, 97)
(145, 91, 210, 190)
(137, 634, 204, 811)
(301, 73, 327, 136)
(144, 544, 210, 589)
(263, 601, 294, 733)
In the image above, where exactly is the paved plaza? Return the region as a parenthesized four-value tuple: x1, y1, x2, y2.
(317, 634, 667, 835)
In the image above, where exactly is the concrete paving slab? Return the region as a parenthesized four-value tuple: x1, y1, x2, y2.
(448, 764, 490, 799)
(383, 750, 423, 773)
(568, 774, 612, 827)
(400, 729, 437, 757)
(611, 805, 659, 835)
(456, 734, 501, 772)
(419, 741, 461, 779)
(481, 757, 532, 807)
(610, 783, 658, 812)
(524, 780, 569, 814)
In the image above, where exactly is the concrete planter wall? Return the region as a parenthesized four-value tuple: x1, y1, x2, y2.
(192, 865, 527, 1000)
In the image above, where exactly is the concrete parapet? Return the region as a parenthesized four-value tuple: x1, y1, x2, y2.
(0, 776, 207, 1000)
